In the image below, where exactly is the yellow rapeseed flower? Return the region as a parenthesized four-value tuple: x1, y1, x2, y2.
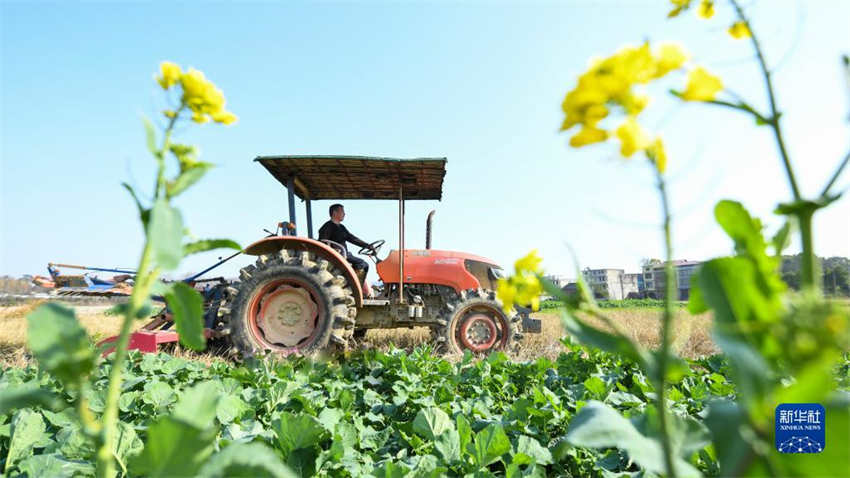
(514, 274, 543, 311)
(728, 21, 752, 39)
(496, 279, 517, 313)
(681, 67, 723, 101)
(616, 117, 651, 157)
(157, 61, 181, 90)
(570, 126, 608, 147)
(191, 112, 210, 124)
(697, 0, 715, 19)
(560, 87, 609, 130)
(667, 0, 689, 17)
(211, 111, 238, 125)
(620, 92, 650, 115)
(155, 66, 237, 125)
(515, 250, 543, 275)
(497, 250, 546, 312)
(648, 137, 668, 174)
(654, 43, 689, 78)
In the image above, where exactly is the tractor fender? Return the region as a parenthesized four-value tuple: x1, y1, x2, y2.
(243, 236, 363, 307)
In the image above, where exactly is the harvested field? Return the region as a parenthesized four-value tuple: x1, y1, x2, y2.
(1, 300, 717, 367)
(360, 308, 717, 361)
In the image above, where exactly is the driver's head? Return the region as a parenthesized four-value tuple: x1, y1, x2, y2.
(329, 204, 345, 223)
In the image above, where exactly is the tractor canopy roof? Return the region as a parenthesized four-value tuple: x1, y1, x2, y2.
(255, 155, 447, 200)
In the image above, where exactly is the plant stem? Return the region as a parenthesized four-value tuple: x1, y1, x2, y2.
(95, 243, 154, 478)
(152, 108, 181, 199)
(729, 0, 820, 294)
(798, 209, 818, 291)
(95, 109, 180, 477)
(729, 0, 801, 201)
(820, 149, 850, 198)
(655, 170, 677, 478)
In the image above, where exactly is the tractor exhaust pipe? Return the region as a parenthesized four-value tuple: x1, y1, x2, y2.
(425, 210, 435, 249)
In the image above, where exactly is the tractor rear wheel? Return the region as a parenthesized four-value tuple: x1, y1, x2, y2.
(434, 289, 520, 354)
(224, 249, 356, 358)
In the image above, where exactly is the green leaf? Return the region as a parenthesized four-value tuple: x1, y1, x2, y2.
(372, 461, 411, 478)
(434, 429, 461, 463)
(771, 221, 792, 257)
(457, 413, 473, 456)
(41, 408, 75, 428)
(167, 162, 213, 198)
(514, 435, 552, 466)
(696, 258, 776, 402)
(413, 407, 454, 440)
(143, 116, 158, 157)
(408, 454, 447, 478)
(711, 333, 771, 402)
(469, 423, 511, 467)
(715, 200, 766, 258)
(164, 282, 206, 350)
(775, 197, 838, 216)
(566, 401, 699, 477)
(115, 421, 144, 462)
(122, 182, 150, 229)
(583, 376, 607, 399)
(129, 417, 216, 477)
(52, 423, 94, 460)
(16, 454, 94, 477)
(0, 386, 64, 415)
(26, 303, 95, 388)
(687, 281, 708, 314)
(273, 412, 327, 457)
(710, 201, 785, 312)
(183, 238, 241, 257)
(703, 400, 754, 477)
(216, 394, 250, 425)
(198, 442, 297, 478)
(143, 380, 176, 410)
(173, 381, 220, 429)
(148, 198, 184, 270)
(5, 409, 48, 473)
(316, 407, 343, 433)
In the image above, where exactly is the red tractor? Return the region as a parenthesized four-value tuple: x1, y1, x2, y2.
(210, 156, 540, 357)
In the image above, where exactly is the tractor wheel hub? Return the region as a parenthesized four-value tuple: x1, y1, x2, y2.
(257, 285, 318, 347)
(459, 313, 498, 351)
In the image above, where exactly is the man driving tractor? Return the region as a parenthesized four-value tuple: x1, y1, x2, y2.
(318, 204, 375, 296)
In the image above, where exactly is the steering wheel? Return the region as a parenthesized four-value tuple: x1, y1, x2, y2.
(359, 239, 385, 256)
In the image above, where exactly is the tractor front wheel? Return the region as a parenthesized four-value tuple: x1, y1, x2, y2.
(435, 289, 520, 354)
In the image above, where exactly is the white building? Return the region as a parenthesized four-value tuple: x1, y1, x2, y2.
(581, 268, 639, 300)
(641, 260, 702, 300)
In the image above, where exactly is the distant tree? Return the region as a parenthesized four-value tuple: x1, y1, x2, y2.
(823, 264, 850, 296)
(781, 270, 801, 290)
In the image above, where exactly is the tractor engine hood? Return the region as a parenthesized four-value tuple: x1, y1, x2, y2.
(376, 249, 504, 293)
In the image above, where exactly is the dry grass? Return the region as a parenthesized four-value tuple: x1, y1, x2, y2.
(0, 302, 151, 368)
(1, 300, 718, 368)
(360, 308, 717, 362)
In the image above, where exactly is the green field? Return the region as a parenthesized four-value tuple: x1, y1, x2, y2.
(1, 341, 747, 477)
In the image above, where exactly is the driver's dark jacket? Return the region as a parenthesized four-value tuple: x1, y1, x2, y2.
(318, 221, 369, 255)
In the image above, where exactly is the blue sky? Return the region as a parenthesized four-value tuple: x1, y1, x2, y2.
(2, 1, 848, 282)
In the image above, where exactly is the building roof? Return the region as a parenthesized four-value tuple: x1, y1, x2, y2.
(255, 155, 447, 200)
(644, 260, 702, 269)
